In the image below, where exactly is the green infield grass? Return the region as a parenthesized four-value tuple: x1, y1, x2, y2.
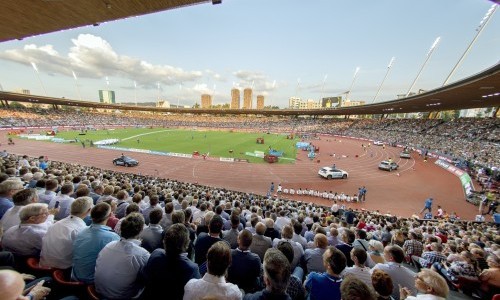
(50, 128, 299, 164)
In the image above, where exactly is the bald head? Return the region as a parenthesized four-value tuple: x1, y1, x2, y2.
(0, 270, 25, 300)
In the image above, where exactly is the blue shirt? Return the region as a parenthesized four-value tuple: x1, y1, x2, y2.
(0, 196, 14, 220)
(71, 224, 120, 283)
(425, 199, 432, 208)
(304, 272, 342, 300)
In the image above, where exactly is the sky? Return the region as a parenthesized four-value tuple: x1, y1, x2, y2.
(0, 0, 499, 108)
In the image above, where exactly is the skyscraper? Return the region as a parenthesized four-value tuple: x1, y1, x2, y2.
(256, 95, 264, 109)
(201, 94, 212, 108)
(99, 90, 115, 104)
(243, 88, 252, 109)
(231, 88, 240, 109)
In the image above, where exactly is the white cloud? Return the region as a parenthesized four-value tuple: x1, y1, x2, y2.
(0, 34, 203, 89)
(233, 70, 276, 94)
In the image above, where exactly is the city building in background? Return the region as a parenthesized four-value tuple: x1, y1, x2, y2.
(201, 94, 212, 108)
(256, 95, 264, 109)
(231, 88, 240, 109)
(288, 97, 321, 109)
(342, 100, 366, 107)
(99, 90, 116, 104)
(321, 96, 342, 108)
(243, 88, 252, 109)
(157, 100, 170, 108)
(14, 89, 30, 95)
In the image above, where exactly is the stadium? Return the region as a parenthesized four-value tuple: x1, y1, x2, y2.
(0, 1, 499, 300)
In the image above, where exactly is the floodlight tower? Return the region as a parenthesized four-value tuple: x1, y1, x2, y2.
(320, 74, 328, 104)
(372, 57, 395, 103)
(31, 62, 47, 96)
(443, 4, 497, 86)
(72, 71, 82, 100)
(406, 37, 441, 97)
(345, 67, 360, 106)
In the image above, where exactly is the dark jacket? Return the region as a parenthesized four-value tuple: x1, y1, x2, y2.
(139, 249, 200, 300)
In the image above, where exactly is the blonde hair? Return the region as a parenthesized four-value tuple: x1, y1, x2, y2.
(419, 269, 449, 298)
(19, 203, 48, 222)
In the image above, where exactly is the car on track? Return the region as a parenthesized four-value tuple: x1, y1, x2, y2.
(378, 160, 398, 171)
(113, 155, 139, 167)
(400, 151, 411, 159)
(318, 167, 348, 179)
(373, 141, 384, 146)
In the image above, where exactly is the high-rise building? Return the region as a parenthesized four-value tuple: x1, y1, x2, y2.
(99, 90, 115, 104)
(243, 88, 252, 109)
(231, 88, 240, 109)
(201, 94, 212, 108)
(288, 97, 301, 109)
(256, 95, 264, 109)
(289, 97, 321, 109)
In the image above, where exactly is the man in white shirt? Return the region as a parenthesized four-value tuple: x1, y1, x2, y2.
(40, 197, 92, 269)
(38, 179, 58, 205)
(2, 203, 53, 257)
(372, 245, 417, 300)
(342, 248, 373, 288)
(95, 213, 150, 299)
(183, 241, 242, 300)
(1, 188, 39, 231)
(274, 210, 290, 232)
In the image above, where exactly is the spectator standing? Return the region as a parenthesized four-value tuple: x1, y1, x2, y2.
(420, 197, 433, 214)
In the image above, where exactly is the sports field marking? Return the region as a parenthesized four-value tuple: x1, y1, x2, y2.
(121, 129, 174, 141)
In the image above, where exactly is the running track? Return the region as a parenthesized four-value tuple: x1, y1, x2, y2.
(1, 132, 482, 221)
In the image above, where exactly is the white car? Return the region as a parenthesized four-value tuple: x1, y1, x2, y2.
(373, 141, 384, 146)
(378, 160, 398, 171)
(318, 167, 348, 179)
(400, 151, 411, 159)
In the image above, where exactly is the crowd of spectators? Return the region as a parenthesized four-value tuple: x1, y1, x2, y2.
(1, 108, 498, 172)
(0, 152, 498, 299)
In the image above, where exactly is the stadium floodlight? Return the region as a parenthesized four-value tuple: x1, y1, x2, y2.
(320, 74, 328, 103)
(443, 4, 497, 86)
(345, 67, 360, 104)
(406, 36, 441, 97)
(134, 81, 137, 105)
(31, 62, 47, 96)
(372, 57, 395, 103)
(72, 70, 82, 100)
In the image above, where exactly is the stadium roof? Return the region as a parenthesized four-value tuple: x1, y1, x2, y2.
(1, 63, 499, 116)
(0, 0, 211, 43)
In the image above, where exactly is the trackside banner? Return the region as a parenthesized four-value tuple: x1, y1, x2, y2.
(435, 159, 474, 197)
